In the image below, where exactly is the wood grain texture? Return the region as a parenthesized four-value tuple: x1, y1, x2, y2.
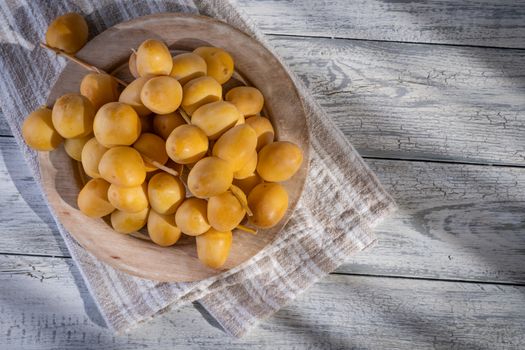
(0, 115, 9, 136)
(269, 35, 525, 165)
(239, 0, 525, 49)
(2, 137, 525, 283)
(1, 254, 524, 349)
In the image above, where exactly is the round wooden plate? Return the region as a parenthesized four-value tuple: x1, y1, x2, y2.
(38, 13, 309, 282)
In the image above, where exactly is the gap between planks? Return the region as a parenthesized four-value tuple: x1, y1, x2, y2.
(267, 32, 525, 51)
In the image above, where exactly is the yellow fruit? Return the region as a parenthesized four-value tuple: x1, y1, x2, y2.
(193, 47, 234, 84)
(257, 141, 303, 182)
(225, 86, 264, 116)
(77, 178, 115, 218)
(133, 133, 168, 172)
(45, 13, 88, 54)
(140, 76, 182, 115)
(64, 134, 91, 161)
(170, 53, 207, 85)
(80, 73, 119, 110)
(181, 76, 222, 115)
(135, 39, 173, 77)
(153, 111, 186, 140)
(52, 93, 95, 138)
(118, 77, 152, 117)
(98, 146, 146, 187)
(165, 124, 208, 165)
(187, 157, 233, 198)
(247, 182, 289, 228)
(107, 182, 149, 213)
(245, 116, 274, 150)
(212, 125, 257, 171)
(81, 137, 108, 178)
(148, 172, 185, 215)
(147, 210, 181, 246)
(196, 228, 232, 269)
(110, 207, 149, 234)
(22, 107, 63, 151)
(191, 101, 241, 140)
(233, 151, 257, 179)
(233, 173, 262, 195)
(207, 191, 245, 232)
(93, 102, 141, 147)
(175, 197, 210, 236)
(128, 52, 139, 79)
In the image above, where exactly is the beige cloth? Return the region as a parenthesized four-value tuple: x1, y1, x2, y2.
(0, 0, 396, 337)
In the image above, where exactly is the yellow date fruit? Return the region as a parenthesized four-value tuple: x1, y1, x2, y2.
(212, 124, 257, 171)
(181, 76, 222, 115)
(45, 13, 88, 54)
(133, 133, 168, 172)
(148, 172, 185, 215)
(81, 137, 108, 178)
(147, 210, 181, 246)
(118, 77, 152, 117)
(196, 228, 232, 269)
(93, 102, 141, 147)
(165, 124, 208, 164)
(22, 107, 63, 151)
(153, 111, 186, 140)
(110, 207, 149, 234)
(245, 116, 274, 151)
(257, 141, 303, 182)
(193, 47, 234, 84)
(140, 76, 182, 115)
(207, 191, 245, 232)
(175, 197, 210, 236)
(64, 134, 91, 161)
(191, 101, 241, 140)
(187, 157, 233, 198)
(135, 39, 173, 77)
(80, 73, 119, 110)
(170, 53, 207, 85)
(233, 151, 257, 179)
(98, 146, 146, 187)
(225, 86, 264, 116)
(247, 182, 289, 229)
(52, 93, 95, 139)
(107, 182, 149, 213)
(77, 178, 115, 218)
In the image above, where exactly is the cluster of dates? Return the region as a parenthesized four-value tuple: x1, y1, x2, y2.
(22, 13, 303, 269)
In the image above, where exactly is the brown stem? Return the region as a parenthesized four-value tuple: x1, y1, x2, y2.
(39, 42, 128, 87)
(236, 224, 257, 235)
(141, 154, 179, 177)
(178, 108, 192, 124)
(230, 185, 253, 216)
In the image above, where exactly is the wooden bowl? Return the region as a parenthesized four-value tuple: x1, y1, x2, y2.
(38, 13, 309, 282)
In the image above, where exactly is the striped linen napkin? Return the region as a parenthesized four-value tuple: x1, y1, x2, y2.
(0, 0, 396, 337)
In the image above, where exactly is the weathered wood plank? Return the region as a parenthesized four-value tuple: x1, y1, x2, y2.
(0, 137, 67, 257)
(0, 115, 10, 136)
(1, 255, 524, 349)
(269, 36, 525, 165)
(239, 0, 525, 49)
(1, 137, 525, 283)
(340, 160, 525, 283)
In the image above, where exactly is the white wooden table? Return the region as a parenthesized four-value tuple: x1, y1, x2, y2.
(2, 1, 525, 348)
